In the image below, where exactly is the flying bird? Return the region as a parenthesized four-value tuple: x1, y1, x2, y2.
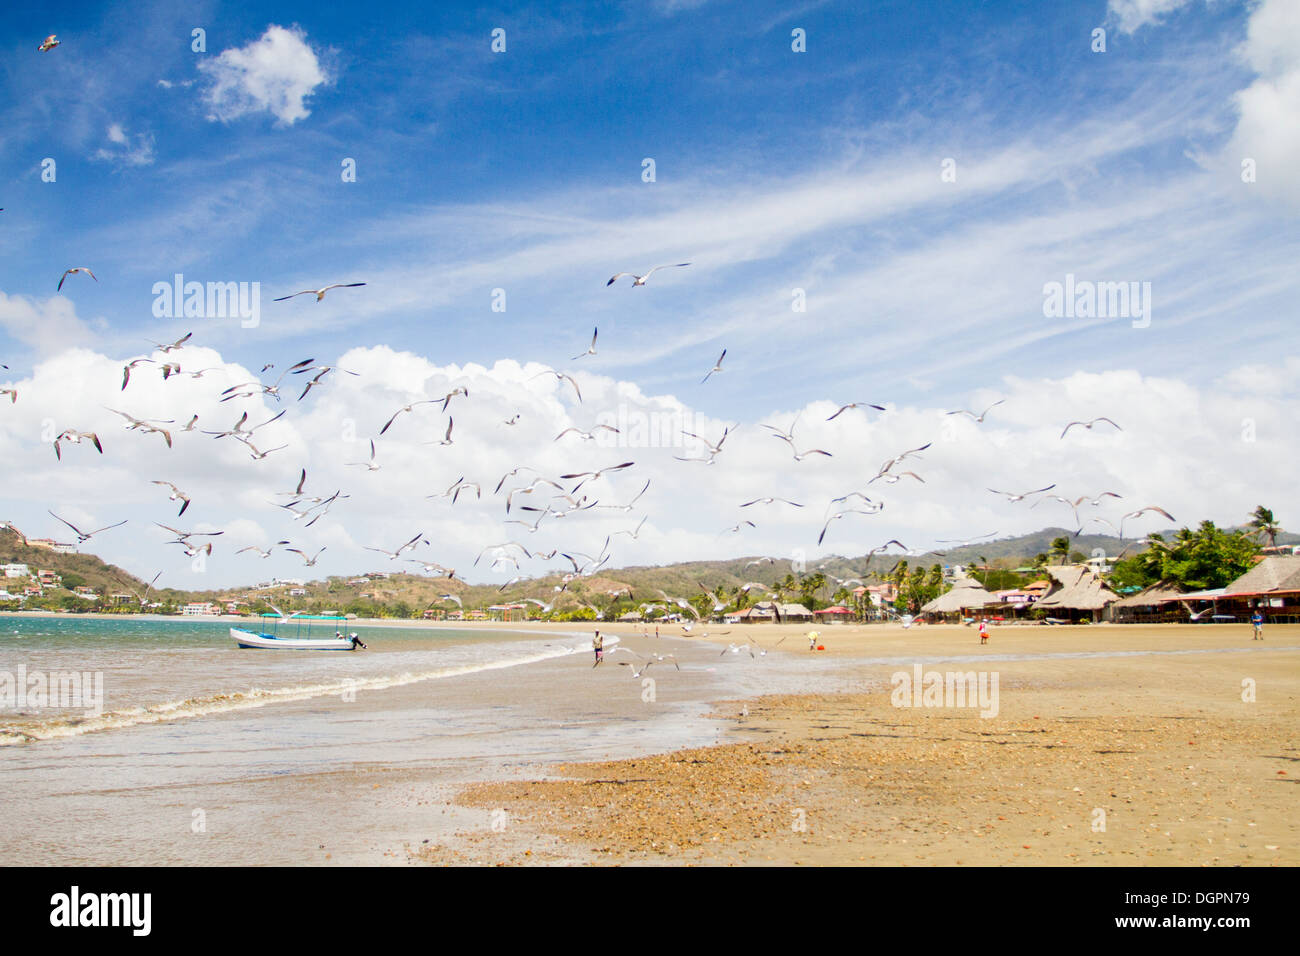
(530, 369, 582, 402)
(572, 327, 598, 361)
(47, 511, 126, 544)
(827, 402, 886, 421)
(38, 35, 60, 52)
(987, 484, 1056, 503)
(946, 399, 1005, 423)
(347, 439, 381, 471)
(554, 425, 618, 442)
(57, 267, 96, 291)
(818, 509, 880, 546)
(53, 430, 102, 460)
(151, 480, 191, 516)
(701, 349, 726, 384)
(1060, 417, 1121, 439)
(606, 263, 691, 286)
(273, 282, 366, 302)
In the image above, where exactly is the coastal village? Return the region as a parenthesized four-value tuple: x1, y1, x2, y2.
(4, 514, 1295, 628)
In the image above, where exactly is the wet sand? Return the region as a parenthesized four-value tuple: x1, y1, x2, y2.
(407, 623, 1299, 866)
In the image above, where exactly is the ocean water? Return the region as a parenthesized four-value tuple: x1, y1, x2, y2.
(0, 615, 845, 865)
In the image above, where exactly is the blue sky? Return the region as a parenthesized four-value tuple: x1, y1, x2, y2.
(1, 0, 1296, 588)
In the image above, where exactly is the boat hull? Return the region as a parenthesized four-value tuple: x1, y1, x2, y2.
(231, 627, 356, 650)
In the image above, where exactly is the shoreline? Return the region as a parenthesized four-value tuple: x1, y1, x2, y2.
(406, 624, 1300, 866)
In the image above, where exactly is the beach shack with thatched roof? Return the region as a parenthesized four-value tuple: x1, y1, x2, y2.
(920, 580, 995, 621)
(1110, 581, 1191, 623)
(1035, 565, 1119, 622)
(1216, 555, 1300, 623)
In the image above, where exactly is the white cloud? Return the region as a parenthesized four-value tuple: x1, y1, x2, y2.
(198, 25, 330, 126)
(91, 123, 155, 167)
(1227, 0, 1300, 206)
(0, 343, 1293, 589)
(1108, 0, 1198, 34)
(0, 292, 98, 356)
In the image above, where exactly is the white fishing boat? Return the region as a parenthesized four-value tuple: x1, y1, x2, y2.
(230, 609, 366, 650)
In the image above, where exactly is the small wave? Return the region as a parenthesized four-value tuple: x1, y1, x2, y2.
(0, 638, 607, 747)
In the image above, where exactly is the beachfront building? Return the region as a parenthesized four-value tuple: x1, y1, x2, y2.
(920, 580, 996, 621)
(1109, 581, 1191, 623)
(812, 605, 853, 624)
(109, 592, 135, 606)
(182, 602, 219, 616)
(487, 603, 526, 622)
(25, 538, 78, 554)
(779, 603, 814, 622)
(1156, 556, 1300, 624)
(1034, 566, 1119, 622)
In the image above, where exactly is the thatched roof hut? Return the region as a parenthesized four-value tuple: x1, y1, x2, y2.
(1222, 555, 1300, 596)
(1111, 581, 1187, 608)
(1035, 565, 1119, 615)
(921, 581, 995, 615)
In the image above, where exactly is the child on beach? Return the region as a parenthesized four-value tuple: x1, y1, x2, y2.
(1251, 610, 1264, 640)
(593, 630, 604, 665)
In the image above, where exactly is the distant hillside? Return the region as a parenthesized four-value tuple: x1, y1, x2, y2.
(3, 521, 1288, 614)
(0, 526, 154, 600)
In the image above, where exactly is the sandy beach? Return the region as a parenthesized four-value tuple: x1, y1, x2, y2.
(406, 622, 1298, 866)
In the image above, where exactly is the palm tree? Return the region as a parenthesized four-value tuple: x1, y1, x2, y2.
(1250, 506, 1281, 549)
(1050, 536, 1071, 565)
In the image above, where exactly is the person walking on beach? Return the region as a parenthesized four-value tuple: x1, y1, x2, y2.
(979, 619, 988, 644)
(593, 630, 604, 666)
(1251, 610, 1264, 640)
(655, 625, 659, 639)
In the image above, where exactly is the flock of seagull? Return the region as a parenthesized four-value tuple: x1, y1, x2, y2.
(6, 37, 1180, 655)
(10, 253, 1174, 627)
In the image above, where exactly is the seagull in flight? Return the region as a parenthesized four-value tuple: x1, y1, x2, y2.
(284, 547, 326, 567)
(530, 369, 582, 402)
(147, 332, 193, 354)
(561, 461, 635, 494)
(827, 402, 885, 421)
(1060, 417, 1121, 439)
(38, 35, 60, 52)
(47, 511, 126, 544)
(347, 439, 381, 471)
(572, 327, 598, 361)
(607, 263, 691, 286)
(273, 283, 366, 302)
(701, 349, 726, 384)
(151, 481, 192, 516)
(818, 509, 880, 546)
(53, 430, 102, 460)
(555, 425, 618, 442)
(57, 267, 96, 291)
(426, 417, 454, 446)
(987, 484, 1056, 503)
(379, 400, 441, 436)
(364, 533, 426, 561)
(946, 399, 1004, 423)
(236, 542, 291, 559)
(740, 497, 802, 508)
